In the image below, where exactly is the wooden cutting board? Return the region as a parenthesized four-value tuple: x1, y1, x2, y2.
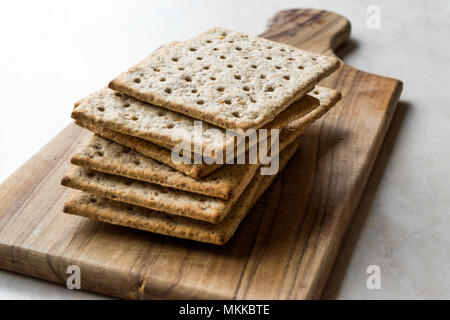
(0, 9, 402, 299)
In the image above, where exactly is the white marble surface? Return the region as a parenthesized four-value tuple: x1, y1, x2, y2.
(0, 0, 449, 299)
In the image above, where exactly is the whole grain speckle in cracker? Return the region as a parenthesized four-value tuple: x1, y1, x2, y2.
(109, 27, 340, 130)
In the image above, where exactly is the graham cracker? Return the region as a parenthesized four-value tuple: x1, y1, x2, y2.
(72, 87, 319, 161)
(108, 27, 340, 130)
(74, 119, 220, 179)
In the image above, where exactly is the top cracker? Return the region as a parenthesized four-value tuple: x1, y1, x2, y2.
(109, 27, 340, 130)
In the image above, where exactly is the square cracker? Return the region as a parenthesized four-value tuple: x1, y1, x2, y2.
(74, 119, 222, 179)
(63, 139, 301, 245)
(108, 27, 340, 130)
(72, 86, 319, 161)
(75, 119, 222, 179)
(71, 87, 341, 200)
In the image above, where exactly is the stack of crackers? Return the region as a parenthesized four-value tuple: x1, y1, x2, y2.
(61, 28, 342, 245)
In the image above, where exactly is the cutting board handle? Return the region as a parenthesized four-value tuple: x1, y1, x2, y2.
(260, 9, 351, 56)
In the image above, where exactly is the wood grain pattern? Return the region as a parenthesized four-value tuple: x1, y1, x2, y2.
(0, 9, 402, 299)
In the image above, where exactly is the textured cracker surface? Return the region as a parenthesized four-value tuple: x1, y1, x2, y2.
(71, 134, 256, 200)
(63, 140, 300, 245)
(72, 87, 319, 158)
(109, 27, 340, 130)
(71, 87, 340, 200)
(74, 119, 220, 179)
(62, 165, 231, 223)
